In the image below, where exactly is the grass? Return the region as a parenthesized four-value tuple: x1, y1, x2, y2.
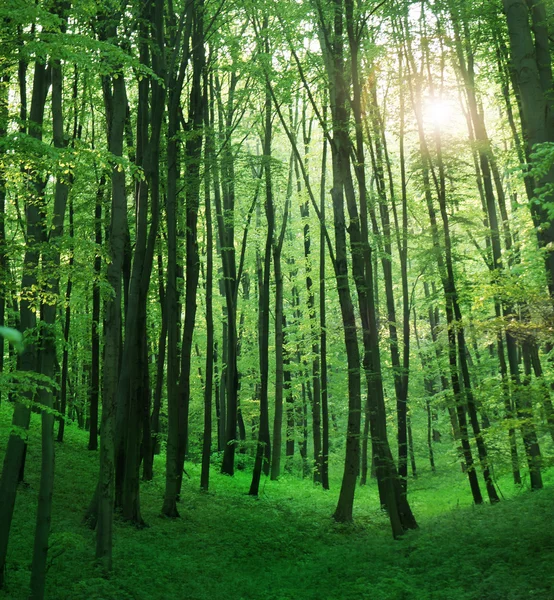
(1, 402, 554, 600)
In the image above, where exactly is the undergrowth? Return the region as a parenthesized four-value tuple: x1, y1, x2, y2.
(0, 402, 553, 600)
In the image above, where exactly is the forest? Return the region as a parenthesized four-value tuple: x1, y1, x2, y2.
(1, 0, 554, 598)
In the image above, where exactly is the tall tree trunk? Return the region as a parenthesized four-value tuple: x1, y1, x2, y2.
(119, 0, 166, 525)
(295, 109, 323, 484)
(87, 177, 104, 449)
(30, 46, 72, 598)
(250, 57, 273, 495)
(0, 52, 49, 589)
(270, 155, 291, 481)
(201, 71, 214, 491)
(162, 4, 193, 518)
(451, 1, 526, 490)
(174, 2, 204, 499)
(503, 0, 554, 296)
(401, 16, 489, 504)
(215, 69, 240, 477)
(56, 198, 73, 446)
(315, 1, 364, 526)
(283, 313, 295, 473)
(0, 74, 7, 401)
(319, 117, 330, 491)
(95, 17, 128, 566)
(145, 247, 166, 476)
(364, 74, 410, 493)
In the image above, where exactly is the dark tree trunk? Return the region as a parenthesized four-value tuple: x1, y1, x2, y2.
(413, 308, 435, 473)
(0, 52, 49, 589)
(215, 70, 240, 477)
(143, 248, 166, 481)
(87, 177, 104, 450)
(283, 314, 295, 473)
(319, 113, 330, 491)
(315, 0, 362, 526)
(0, 74, 7, 401)
(162, 3, 193, 518)
(30, 46, 72, 598)
(503, 0, 554, 296)
(270, 155, 291, 481)
(57, 196, 74, 445)
(96, 65, 127, 571)
(364, 73, 410, 494)
(120, 0, 166, 525)
(201, 71, 214, 490)
(402, 21, 487, 504)
(294, 110, 323, 484)
(175, 3, 204, 498)
(250, 57, 273, 495)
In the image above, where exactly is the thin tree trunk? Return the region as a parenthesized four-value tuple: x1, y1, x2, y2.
(57, 196, 74, 444)
(316, 0, 363, 526)
(87, 178, 104, 449)
(0, 74, 7, 402)
(283, 313, 295, 473)
(413, 307, 435, 473)
(270, 155, 291, 481)
(319, 109, 330, 491)
(402, 18, 487, 504)
(175, 4, 204, 498)
(216, 70, 240, 477)
(295, 109, 323, 484)
(201, 70, 214, 490)
(146, 247, 166, 474)
(250, 58, 273, 495)
(120, 0, 165, 524)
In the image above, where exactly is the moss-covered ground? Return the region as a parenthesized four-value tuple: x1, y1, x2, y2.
(1, 402, 553, 600)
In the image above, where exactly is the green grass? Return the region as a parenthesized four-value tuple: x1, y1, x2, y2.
(1, 403, 554, 600)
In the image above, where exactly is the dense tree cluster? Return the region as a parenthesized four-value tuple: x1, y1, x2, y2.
(1, 0, 554, 597)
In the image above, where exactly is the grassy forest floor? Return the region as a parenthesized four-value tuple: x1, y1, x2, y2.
(1, 403, 554, 600)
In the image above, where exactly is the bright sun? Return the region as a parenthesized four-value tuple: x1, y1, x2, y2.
(424, 98, 455, 129)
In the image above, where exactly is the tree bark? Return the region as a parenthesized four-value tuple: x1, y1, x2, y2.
(30, 47, 72, 598)
(201, 71, 214, 491)
(87, 177, 104, 449)
(270, 155, 291, 481)
(0, 52, 49, 589)
(162, 3, 193, 518)
(503, 0, 554, 296)
(95, 23, 128, 566)
(250, 56, 273, 494)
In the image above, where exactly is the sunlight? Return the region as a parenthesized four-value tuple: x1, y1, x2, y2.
(424, 98, 455, 129)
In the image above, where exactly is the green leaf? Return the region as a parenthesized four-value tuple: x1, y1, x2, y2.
(0, 326, 25, 353)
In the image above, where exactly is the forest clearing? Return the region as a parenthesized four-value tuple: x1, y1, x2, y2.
(2, 0, 554, 598)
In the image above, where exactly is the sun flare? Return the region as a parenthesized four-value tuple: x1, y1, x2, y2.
(424, 98, 455, 129)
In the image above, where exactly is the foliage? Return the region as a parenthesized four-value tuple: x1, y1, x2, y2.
(1, 0, 554, 595)
(0, 327, 24, 354)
